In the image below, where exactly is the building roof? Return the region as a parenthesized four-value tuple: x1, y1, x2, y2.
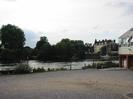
(94, 39, 115, 45)
(119, 28, 133, 39)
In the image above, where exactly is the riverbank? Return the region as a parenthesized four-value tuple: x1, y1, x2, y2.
(0, 61, 119, 75)
(0, 69, 133, 99)
(0, 60, 119, 70)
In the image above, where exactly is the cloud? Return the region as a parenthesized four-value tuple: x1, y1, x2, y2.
(24, 29, 40, 48)
(2, 0, 16, 2)
(0, 0, 133, 47)
(105, 0, 133, 15)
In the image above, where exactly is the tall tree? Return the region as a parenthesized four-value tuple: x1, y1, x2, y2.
(0, 24, 25, 49)
(34, 36, 51, 60)
(35, 36, 49, 50)
(55, 39, 86, 60)
(0, 24, 25, 62)
(56, 39, 75, 59)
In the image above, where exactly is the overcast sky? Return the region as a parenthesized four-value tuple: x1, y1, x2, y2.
(0, 0, 133, 47)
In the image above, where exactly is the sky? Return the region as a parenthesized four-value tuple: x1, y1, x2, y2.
(0, 0, 133, 48)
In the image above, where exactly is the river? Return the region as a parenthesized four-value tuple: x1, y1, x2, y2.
(0, 60, 119, 70)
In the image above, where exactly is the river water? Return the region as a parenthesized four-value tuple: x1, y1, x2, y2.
(0, 60, 119, 70)
(28, 60, 118, 70)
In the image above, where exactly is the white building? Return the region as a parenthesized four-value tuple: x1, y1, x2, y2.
(119, 28, 133, 69)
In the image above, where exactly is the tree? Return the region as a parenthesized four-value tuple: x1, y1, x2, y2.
(34, 37, 89, 61)
(0, 24, 25, 62)
(35, 36, 49, 50)
(0, 24, 25, 49)
(22, 46, 33, 60)
(71, 40, 86, 59)
(34, 36, 51, 61)
(55, 39, 74, 60)
(55, 39, 86, 60)
(0, 31, 1, 40)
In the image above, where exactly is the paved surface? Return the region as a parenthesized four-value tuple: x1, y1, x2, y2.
(0, 69, 133, 99)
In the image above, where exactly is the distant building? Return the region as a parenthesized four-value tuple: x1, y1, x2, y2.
(94, 39, 115, 53)
(119, 28, 133, 69)
(93, 39, 118, 59)
(94, 39, 105, 54)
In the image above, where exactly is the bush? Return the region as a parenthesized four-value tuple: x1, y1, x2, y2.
(32, 67, 67, 73)
(47, 68, 67, 72)
(47, 68, 55, 72)
(60, 67, 67, 71)
(82, 62, 119, 70)
(55, 68, 67, 71)
(14, 64, 32, 74)
(33, 67, 46, 73)
(103, 62, 119, 68)
(96, 62, 119, 69)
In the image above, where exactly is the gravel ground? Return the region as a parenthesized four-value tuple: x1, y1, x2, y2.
(0, 69, 133, 99)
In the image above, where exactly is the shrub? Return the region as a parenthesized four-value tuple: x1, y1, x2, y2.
(32, 67, 67, 73)
(55, 68, 67, 71)
(82, 62, 119, 70)
(103, 62, 119, 68)
(60, 67, 67, 71)
(47, 68, 51, 71)
(14, 64, 32, 74)
(33, 67, 46, 73)
(47, 68, 55, 72)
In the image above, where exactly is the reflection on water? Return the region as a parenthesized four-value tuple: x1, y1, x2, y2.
(28, 60, 118, 70)
(28, 60, 89, 70)
(0, 60, 119, 70)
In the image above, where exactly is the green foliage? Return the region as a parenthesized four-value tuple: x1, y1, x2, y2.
(82, 62, 119, 69)
(55, 39, 74, 60)
(0, 24, 25, 62)
(14, 64, 32, 74)
(47, 68, 54, 71)
(35, 36, 49, 50)
(37, 44, 51, 60)
(101, 61, 119, 68)
(34, 36, 52, 61)
(32, 67, 67, 73)
(0, 49, 16, 61)
(33, 37, 89, 61)
(0, 24, 25, 49)
(0, 31, 1, 41)
(54, 39, 86, 61)
(33, 67, 46, 73)
(22, 46, 33, 60)
(55, 68, 67, 71)
(47, 68, 67, 72)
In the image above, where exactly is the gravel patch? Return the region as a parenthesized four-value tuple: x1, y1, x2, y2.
(0, 70, 133, 99)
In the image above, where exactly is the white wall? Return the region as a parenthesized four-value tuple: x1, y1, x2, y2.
(119, 46, 133, 55)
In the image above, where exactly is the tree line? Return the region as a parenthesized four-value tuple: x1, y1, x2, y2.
(0, 24, 93, 63)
